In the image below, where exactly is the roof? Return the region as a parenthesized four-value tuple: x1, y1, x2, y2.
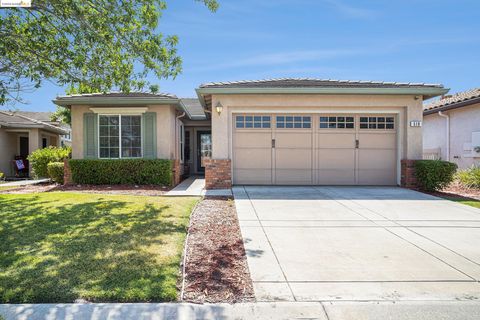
(16, 111, 53, 122)
(0, 111, 69, 134)
(200, 78, 445, 89)
(424, 88, 480, 115)
(180, 98, 206, 119)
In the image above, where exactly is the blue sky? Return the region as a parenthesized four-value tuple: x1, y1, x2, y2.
(17, 0, 480, 111)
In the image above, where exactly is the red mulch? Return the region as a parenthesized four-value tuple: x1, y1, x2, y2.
(0, 183, 170, 195)
(428, 181, 480, 201)
(182, 196, 255, 303)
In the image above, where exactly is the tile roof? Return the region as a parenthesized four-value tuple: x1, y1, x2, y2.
(424, 88, 480, 113)
(0, 111, 68, 133)
(199, 78, 444, 89)
(55, 92, 178, 99)
(180, 98, 206, 119)
(16, 111, 54, 122)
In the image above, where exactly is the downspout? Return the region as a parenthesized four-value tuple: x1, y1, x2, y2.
(438, 111, 450, 161)
(175, 112, 186, 160)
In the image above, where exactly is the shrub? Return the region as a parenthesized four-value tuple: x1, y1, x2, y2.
(415, 160, 457, 191)
(27, 146, 71, 178)
(456, 166, 480, 189)
(47, 162, 64, 184)
(69, 159, 173, 185)
(0, 171, 4, 180)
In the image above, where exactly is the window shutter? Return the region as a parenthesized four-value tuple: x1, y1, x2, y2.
(143, 112, 157, 159)
(83, 113, 98, 158)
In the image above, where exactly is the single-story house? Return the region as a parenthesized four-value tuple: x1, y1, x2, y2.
(423, 88, 480, 169)
(53, 78, 448, 189)
(0, 111, 69, 177)
(16, 111, 72, 147)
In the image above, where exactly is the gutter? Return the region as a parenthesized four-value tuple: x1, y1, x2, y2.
(438, 111, 450, 161)
(424, 96, 480, 116)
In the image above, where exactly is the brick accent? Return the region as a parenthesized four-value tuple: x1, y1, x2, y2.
(63, 159, 72, 185)
(401, 159, 418, 189)
(205, 159, 232, 189)
(173, 159, 181, 186)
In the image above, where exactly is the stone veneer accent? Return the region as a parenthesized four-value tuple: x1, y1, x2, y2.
(401, 159, 418, 189)
(205, 159, 232, 189)
(173, 159, 181, 186)
(63, 158, 72, 185)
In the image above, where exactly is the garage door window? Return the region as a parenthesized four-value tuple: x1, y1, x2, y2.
(319, 116, 354, 129)
(276, 116, 311, 129)
(236, 115, 271, 129)
(360, 117, 394, 130)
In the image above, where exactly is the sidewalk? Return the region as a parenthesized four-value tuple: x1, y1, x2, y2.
(1, 301, 480, 320)
(166, 176, 232, 197)
(0, 179, 50, 187)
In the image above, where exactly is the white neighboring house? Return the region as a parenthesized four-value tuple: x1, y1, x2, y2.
(423, 88, 480, 169)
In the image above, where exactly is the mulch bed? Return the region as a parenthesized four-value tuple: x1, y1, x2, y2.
(427, 182, 480, 201)
(0, 183, 170, 195)
(182, 196, 255, 303)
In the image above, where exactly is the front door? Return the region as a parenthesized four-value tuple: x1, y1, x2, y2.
(19, 136, 29, 158)
(197, 131, 212, 173)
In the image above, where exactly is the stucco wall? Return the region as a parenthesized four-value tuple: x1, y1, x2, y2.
(0, 128, 18, 175)
(210, 94, 423, 161)
(424, 103, 480, 169)
(70, 104, 179, 160)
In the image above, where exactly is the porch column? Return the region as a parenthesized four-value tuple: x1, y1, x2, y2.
(28, 129, 40, 175)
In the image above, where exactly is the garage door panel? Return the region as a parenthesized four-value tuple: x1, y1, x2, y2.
(358, 133, 396, 149)
(234, 148, 272, 169)
(318, 149, 355, 169)
(276, 132, 312, 148)
(234, 169, 272, 185)
(357, 169, 396, 185)
(358, 149, 396, 170)
(234, 132, 271, 148)
(317, 169, 355, 185)
(317, 133, 355, 148)
(276, 149, 312, 169)
(276, 169, 312, 185)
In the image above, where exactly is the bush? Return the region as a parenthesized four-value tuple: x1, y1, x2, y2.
(47, 162, 64, 184)
(69, 159, 173, 185)
(415, 160, 457, 191)
(27, 146, 71, 178)
(456, 166, 480, 189)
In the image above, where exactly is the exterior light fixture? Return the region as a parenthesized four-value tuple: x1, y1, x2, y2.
(215, 102, 223, 115)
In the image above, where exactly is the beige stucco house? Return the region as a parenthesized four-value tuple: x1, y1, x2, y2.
(423, 88, 480, 169)
(0, 111, 69, 177)
(54, 79, 448, 189)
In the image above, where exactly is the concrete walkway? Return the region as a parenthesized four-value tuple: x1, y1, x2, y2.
(0, 179, 50, 187)
(166, 176, 232, 197)
(234, 186, 480, 302)
(2, 301, 480, 320)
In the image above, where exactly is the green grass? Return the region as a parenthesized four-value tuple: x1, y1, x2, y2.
(0, 192, 199, 303)
(449, 198, 480, 209)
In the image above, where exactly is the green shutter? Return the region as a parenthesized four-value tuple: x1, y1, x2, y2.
(83, 113, 98, 159)
(143, 112, 157, 159)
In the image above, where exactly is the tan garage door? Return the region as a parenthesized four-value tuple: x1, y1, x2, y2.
(233, 113, 397, 185)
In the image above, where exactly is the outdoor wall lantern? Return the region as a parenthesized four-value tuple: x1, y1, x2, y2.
(215, 102, 223, 115)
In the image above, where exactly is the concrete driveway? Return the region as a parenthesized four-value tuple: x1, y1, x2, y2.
(233, 186, 480, 302)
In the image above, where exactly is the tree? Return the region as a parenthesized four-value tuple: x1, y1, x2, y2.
(0, 0, 218, 106)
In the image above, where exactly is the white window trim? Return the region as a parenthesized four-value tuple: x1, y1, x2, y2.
(98, 114, 144, 159)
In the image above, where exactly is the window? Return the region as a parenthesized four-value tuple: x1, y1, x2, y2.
(319, 116, 354, 129)
(184, 130, 191, 162)
(99, 115, 142, 158)
(236, 115, 271, 128)
(359, 116, 395, 130)
(276, 116, 311, 128)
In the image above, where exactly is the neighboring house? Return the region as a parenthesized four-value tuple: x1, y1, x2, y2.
(53, 79, 448, 189)
(16, 111, 72, 147)
(423, 88, 480, 169)
(0, 111, 69, 177)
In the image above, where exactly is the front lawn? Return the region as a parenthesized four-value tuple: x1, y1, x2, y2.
(449, 198, 480, 209)
(0, 192, 199, 303)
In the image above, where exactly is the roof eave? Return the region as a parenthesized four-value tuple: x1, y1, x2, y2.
(196, 87, 449, 99)
(424, 96, 480, 116)
(52, 97, 181, 107)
